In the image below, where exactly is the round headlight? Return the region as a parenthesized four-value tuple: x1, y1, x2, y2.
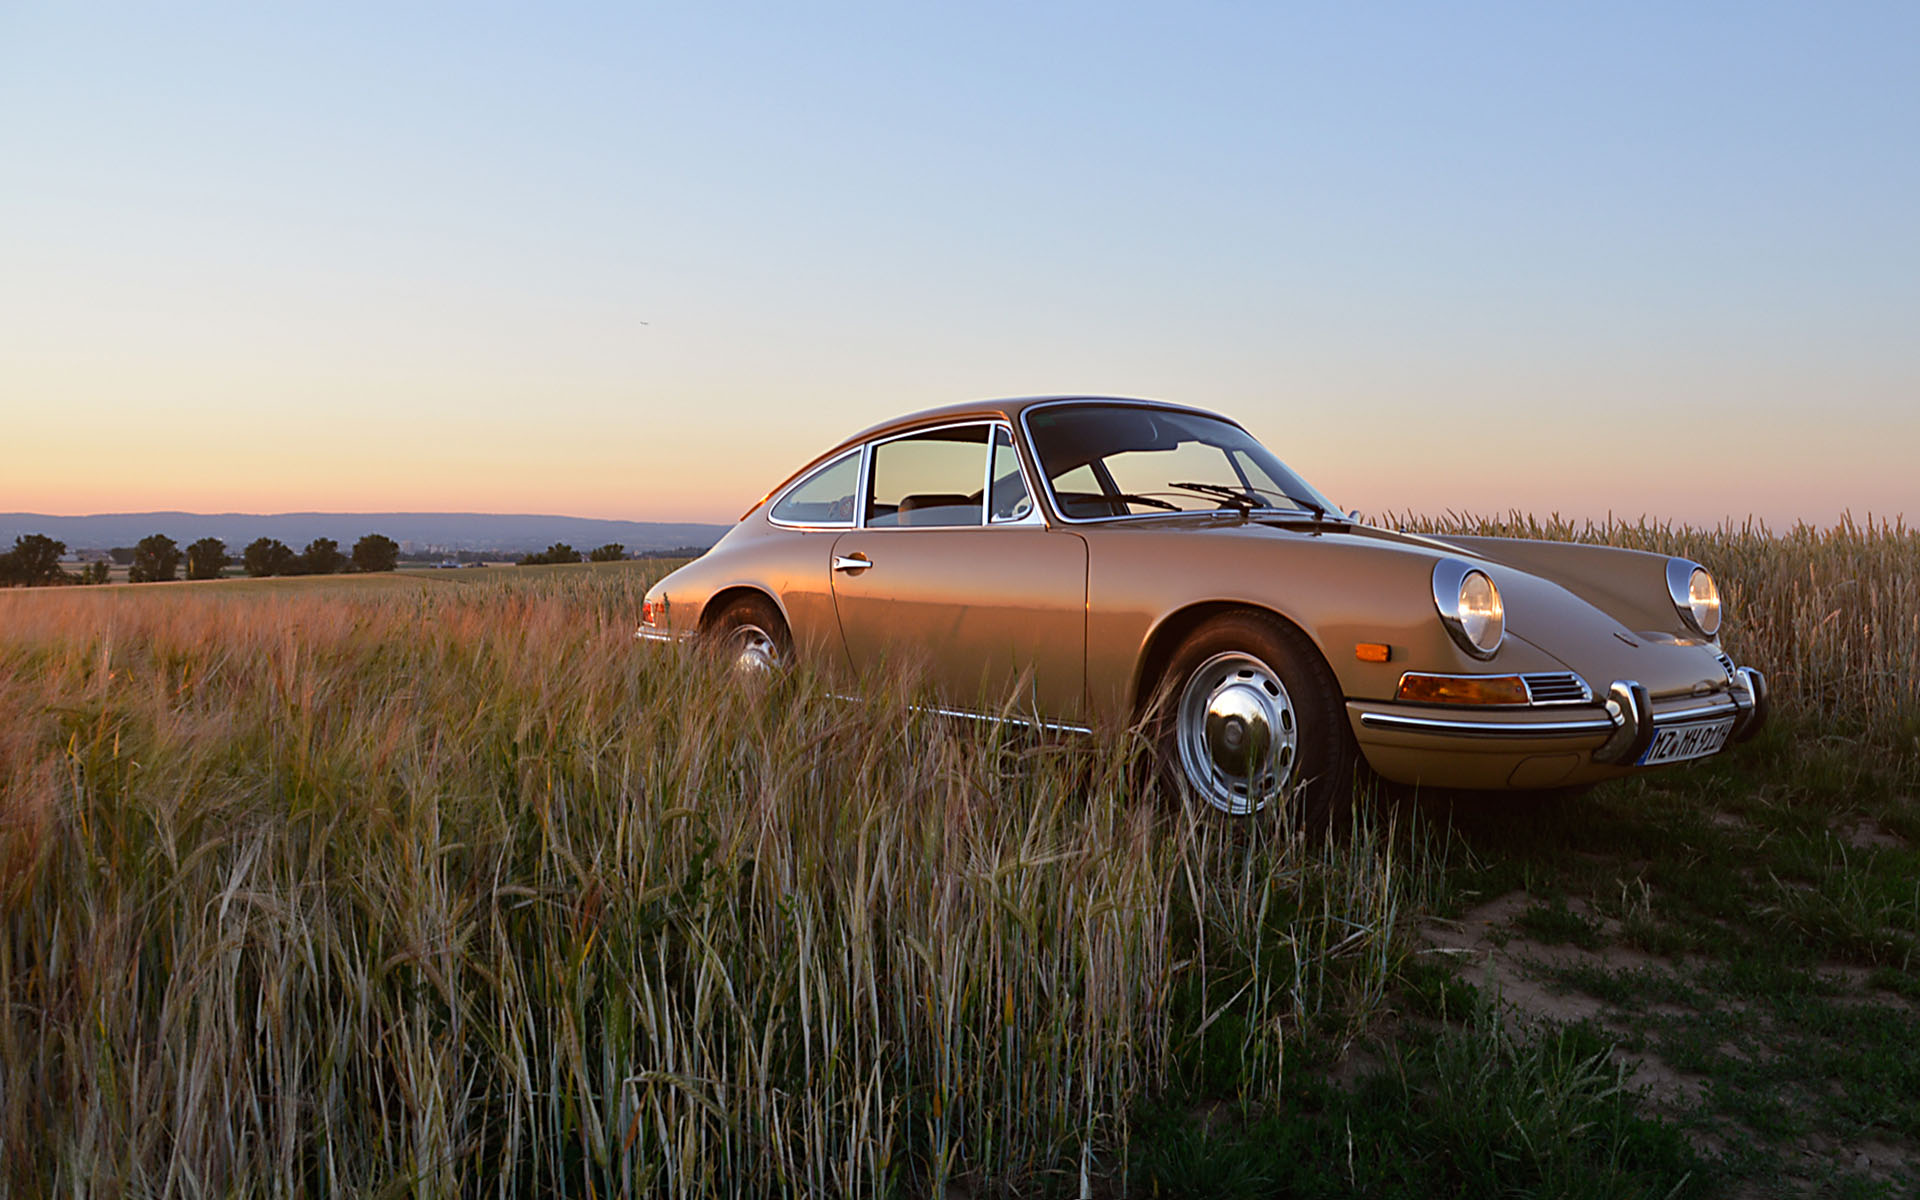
(1666, 559, 1722, 638)
(1433, 559, 1505, 659)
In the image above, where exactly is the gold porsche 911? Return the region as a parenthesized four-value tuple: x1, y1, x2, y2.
(639, 396, 1767, 822)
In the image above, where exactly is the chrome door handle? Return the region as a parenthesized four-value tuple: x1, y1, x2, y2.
(832, 554, 872, 573)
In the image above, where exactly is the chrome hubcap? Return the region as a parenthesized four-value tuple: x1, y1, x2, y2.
(1176, 651, 1298, 815)
(727, 623, 781, 675)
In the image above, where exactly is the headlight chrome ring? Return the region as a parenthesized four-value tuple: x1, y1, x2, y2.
(1666, 558, 1722, 638)
(1432, 559, 1505, 660)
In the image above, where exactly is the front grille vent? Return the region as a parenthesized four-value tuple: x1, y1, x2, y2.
(1715, 651, 1737, 682)
(1522, 672, 1593, 706)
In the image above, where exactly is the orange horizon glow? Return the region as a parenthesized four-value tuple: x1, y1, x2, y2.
(5, 369, 1911, 531)
(5, 428, 1909, 535)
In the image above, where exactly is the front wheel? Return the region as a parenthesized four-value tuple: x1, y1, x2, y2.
(1153, 612, 1359, 830)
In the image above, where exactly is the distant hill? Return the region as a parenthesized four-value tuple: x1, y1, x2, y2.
(0, 512, 730, 555)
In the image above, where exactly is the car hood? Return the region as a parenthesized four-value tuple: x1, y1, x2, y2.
(1107, 516, 1731, 701)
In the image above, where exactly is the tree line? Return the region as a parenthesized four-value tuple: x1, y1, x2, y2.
(519, 543, 628, 565)
(0, 532, 402, 587)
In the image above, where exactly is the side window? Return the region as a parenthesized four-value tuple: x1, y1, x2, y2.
(770, 449, 860, 526)
(867, 424, 989, 527)
(988, 425, 1033, 523)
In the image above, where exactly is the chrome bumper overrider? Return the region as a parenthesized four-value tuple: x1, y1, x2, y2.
(1357, 664, 1769, 761)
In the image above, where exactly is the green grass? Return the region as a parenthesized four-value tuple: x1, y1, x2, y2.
(1413, 716, 1920, 1195)
(1132, 1001, 1708, 1199)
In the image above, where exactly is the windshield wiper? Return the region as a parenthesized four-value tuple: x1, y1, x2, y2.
(1108, 492, 1183, 512)
(1167, 481, 1353, 530)
(1167, 481, 1283, 514)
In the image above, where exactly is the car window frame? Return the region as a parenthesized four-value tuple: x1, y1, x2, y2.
(766, 446, 865, 530)
(847, 418, 1045, 531)
(986, 422, 1043, 526)
(1018, 398, 1328, 525)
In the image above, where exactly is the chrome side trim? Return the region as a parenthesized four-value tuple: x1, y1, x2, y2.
(635, 626, 692, 644)
(825, 692, 1093, 735)
(1357, 710, 1615, 738)
(921, 703, 1095, 735)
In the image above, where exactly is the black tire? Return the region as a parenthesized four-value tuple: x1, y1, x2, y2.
(706, 594, 792, 676)
(1151, 611, 1359, 832)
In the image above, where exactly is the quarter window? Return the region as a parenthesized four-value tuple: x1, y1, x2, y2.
(988, 426, 1033, 523)
(770, 449, 860, 526)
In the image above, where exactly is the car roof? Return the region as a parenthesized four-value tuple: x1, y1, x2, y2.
(745, 395, 1247, 521)
(830, 394, 1234, 454)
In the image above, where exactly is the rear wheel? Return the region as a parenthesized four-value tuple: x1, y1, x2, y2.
(1153, 611, 1359, 830)
(707, 594, 791, 676)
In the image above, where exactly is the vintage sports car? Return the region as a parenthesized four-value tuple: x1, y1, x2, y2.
(639, 397, 1768, 821)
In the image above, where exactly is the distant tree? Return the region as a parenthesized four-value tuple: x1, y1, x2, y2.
(108, 546, 135, 566)
(588, 543, 626, 562)
(302, 537, 345, 576)
(185, 537, 229, 581)
(128, 534, 180, 583)
(0, 534, 67, 587)
(350, 534, 399, 573)
(521, 543, 581, 565)
(83, 561, 110, 585)
(243, 537, 297, 578)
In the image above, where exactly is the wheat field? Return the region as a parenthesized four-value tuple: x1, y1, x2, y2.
(1, 516, 1912, 1195)
(0, 567, 1406, 1196)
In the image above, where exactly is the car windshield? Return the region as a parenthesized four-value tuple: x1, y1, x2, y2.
(1024, 403, 1343, 520)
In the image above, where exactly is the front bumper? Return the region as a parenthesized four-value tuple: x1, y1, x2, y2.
(1349, 665, 1768, 790)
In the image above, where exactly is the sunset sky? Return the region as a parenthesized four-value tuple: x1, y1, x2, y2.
(3, 3, 1914, 528)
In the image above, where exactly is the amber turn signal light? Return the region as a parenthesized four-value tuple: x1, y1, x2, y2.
(1355, 643, 1391, 663)
(1395, 673, 1530, 706)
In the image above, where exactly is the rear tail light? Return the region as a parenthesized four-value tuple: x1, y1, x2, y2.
(641, 598, 659, 626)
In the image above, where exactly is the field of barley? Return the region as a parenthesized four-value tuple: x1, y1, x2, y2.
(1, 515, 1914, 1196)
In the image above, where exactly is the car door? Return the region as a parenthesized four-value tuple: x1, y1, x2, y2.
(829, 421, 1089, 724)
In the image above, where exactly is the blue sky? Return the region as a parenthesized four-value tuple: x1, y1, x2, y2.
(3, 2, 1914, 525)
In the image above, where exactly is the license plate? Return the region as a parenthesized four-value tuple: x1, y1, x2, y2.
(1638, 718, 1735, 766)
